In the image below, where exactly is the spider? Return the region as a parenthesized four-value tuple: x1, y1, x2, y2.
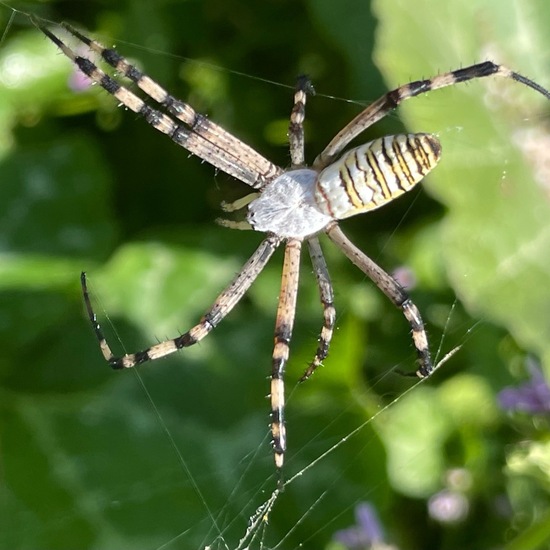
(36, 17, 550, 471)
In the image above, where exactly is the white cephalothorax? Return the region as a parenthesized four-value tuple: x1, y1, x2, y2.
(247, 169, 332, 238)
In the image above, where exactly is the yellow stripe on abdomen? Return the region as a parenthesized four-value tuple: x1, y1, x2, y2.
(314, 133, 441, 219)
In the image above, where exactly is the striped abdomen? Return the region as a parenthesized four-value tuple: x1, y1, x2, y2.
(314, 133, 441, 219)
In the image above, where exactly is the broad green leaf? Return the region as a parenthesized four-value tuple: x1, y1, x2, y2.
(373, 0, 550, 374)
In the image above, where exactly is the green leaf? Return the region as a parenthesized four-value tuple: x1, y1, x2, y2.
(373, 0, 550, 374)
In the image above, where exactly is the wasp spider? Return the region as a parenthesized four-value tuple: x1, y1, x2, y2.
(36, 17, 550, 470)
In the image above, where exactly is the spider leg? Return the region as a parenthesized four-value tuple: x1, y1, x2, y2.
(34, 17, 281, 189)
(288, 75, 315, 167)
(271, 239, 302, 470)
(301, 237, 335, 381)
(82, 236, 281, 368)
(326, 223, 432, 378)
(217, 76, 314, 236)
(314, 61, 550, 169)
(268, 76, 316, 471)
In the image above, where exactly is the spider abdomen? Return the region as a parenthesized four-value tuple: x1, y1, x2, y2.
(315, 133, 441, 219)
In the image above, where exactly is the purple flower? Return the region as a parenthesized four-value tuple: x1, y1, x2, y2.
(498, 359, 550, 414)
(333, 502, 394, 550)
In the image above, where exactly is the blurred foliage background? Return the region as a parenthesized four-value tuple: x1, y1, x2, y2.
(1, 0, 550, 549)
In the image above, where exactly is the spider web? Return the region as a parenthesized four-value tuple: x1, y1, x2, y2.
(94, 304, 469, 550)
(1, 2, 550, 549)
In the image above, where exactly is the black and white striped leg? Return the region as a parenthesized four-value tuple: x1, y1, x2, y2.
(325, 223, 432, 378)
(271, 239, 302, 470)
(34, 17, 280, 188)
(288, 75, 314, 167)
(300, 237, 336, 381)
(314, 61, 550, 169)
(82, 236, 281, 369)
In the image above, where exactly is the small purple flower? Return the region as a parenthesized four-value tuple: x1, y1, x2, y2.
(333, 502, 395, 550)
(498, 359, 550, 415)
